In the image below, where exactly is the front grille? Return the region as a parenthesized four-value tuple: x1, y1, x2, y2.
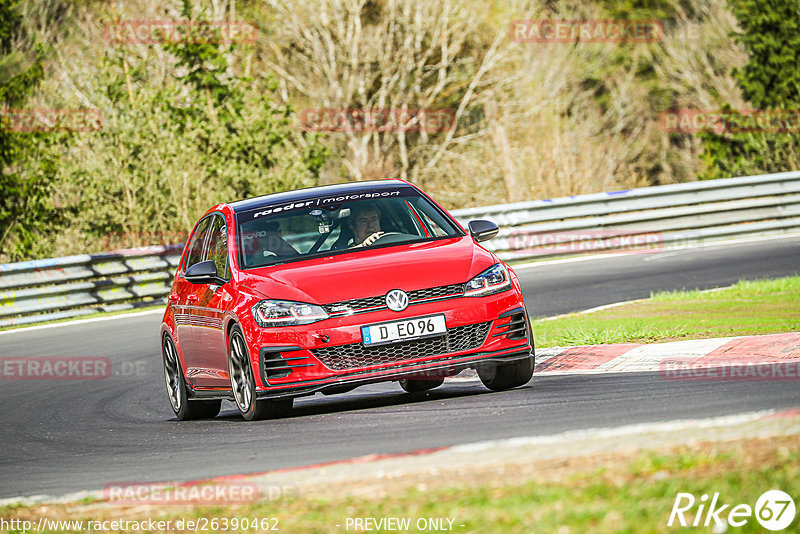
(408, 283, 465, 301)
(311, 321, 491, 370)
(322, 295, 386, 314)
(321, 283, 465, 315)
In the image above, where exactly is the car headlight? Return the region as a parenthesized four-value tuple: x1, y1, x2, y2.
(252, 300, 329, 327)
(464, 263, 512, 297)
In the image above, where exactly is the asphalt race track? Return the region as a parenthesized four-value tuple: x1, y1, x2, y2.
(1, 236, 799, 499)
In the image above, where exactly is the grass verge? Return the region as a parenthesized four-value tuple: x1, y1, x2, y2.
(532, 276, 800, 347)
(2, 434, 797, 533)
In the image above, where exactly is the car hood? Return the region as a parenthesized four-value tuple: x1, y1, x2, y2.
(237, 236, 497, 304)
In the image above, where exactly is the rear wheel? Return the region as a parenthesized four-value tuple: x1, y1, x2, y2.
(477, 354, 534, 391)
(228, 325, 293, 421)
(162, 334, 221, 420)
(399, 376, 445, 393)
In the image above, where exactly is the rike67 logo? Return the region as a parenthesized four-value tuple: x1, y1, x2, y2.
(669, 490, 795, 531)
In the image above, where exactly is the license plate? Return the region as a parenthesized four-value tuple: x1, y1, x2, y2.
(361, 314, 447, 347)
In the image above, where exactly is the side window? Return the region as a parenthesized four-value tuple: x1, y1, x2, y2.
(411, 198, 456, 236)
(184, 217, 212, 272)
(206, 215, 230, 280)
(420, 211, 448, 236)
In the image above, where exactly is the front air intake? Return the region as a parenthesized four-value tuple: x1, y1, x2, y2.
(311, 322, 492, 370)
(492, 309, 528, 340)
(261, 353, 292, 379)
(259, 347, 315, 384)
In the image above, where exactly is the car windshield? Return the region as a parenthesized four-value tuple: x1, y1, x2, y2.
(235, 187, 462, 268)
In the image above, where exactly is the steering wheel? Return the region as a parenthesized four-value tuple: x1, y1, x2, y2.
(371, 232, 415, 245)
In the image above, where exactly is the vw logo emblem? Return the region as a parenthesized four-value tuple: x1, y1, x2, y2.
(385, 289, 409, 312)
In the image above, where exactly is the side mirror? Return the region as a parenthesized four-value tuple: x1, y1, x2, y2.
(184, 260, 226, 285)
(468, 220, 499, 243)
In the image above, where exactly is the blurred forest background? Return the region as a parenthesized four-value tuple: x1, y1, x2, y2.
(1, 0, 798, 261)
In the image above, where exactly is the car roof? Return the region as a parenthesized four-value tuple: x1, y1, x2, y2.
(229, 179, 413, 213)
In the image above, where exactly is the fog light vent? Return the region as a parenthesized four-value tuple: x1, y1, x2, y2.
(262, 353, 292, 379)
(492, 312, 528, 340)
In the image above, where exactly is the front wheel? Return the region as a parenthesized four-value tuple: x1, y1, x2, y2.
(477, 354, 534, 391)
(228, 325, 293, 421)
(162, 334, 221, 420)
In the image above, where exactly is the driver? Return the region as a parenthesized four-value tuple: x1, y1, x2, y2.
(348, 204, 384, 247)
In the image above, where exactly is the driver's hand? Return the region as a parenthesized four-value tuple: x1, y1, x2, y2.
(357, 231, 384, 247)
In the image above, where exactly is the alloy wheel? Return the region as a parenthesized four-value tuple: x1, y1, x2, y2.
(228, 330, 253, 412)
(163, 336, 182, 412)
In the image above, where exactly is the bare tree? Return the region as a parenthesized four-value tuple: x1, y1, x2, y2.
(264, 0, 508, 181)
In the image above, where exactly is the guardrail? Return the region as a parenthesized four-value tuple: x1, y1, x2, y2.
(2, 171, 799, 327)
(452, 170, 800, 262)
(0, 245, 183, 327)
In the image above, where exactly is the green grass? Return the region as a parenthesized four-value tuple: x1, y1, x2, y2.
(532, 276, 800, 347)
(153, 438, 800, 533)
(5, 436, 797, 533)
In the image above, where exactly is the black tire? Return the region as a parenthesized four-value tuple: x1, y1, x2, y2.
(478, 318, 537, 392)
(399, 376, 445, 393)
(321, 384, 358, 396)
(228, 325, 293, 421)
(162, 334, 221, 420)
(477, 354, 535, 391)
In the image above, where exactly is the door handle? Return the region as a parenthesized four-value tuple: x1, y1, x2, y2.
(187, 295, 200, 303)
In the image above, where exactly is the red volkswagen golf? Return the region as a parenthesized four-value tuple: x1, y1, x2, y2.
(160, 180, 534, 420)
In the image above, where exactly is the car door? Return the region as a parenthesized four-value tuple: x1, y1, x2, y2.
(189, 214, 234, 388)
(172, 216, 212, 377)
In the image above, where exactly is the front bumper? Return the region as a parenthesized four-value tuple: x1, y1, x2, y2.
(246, 289, 533, 398)
(256, 347, 532, 400)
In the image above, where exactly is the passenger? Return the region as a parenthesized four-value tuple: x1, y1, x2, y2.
(262, 221, 299, 257)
